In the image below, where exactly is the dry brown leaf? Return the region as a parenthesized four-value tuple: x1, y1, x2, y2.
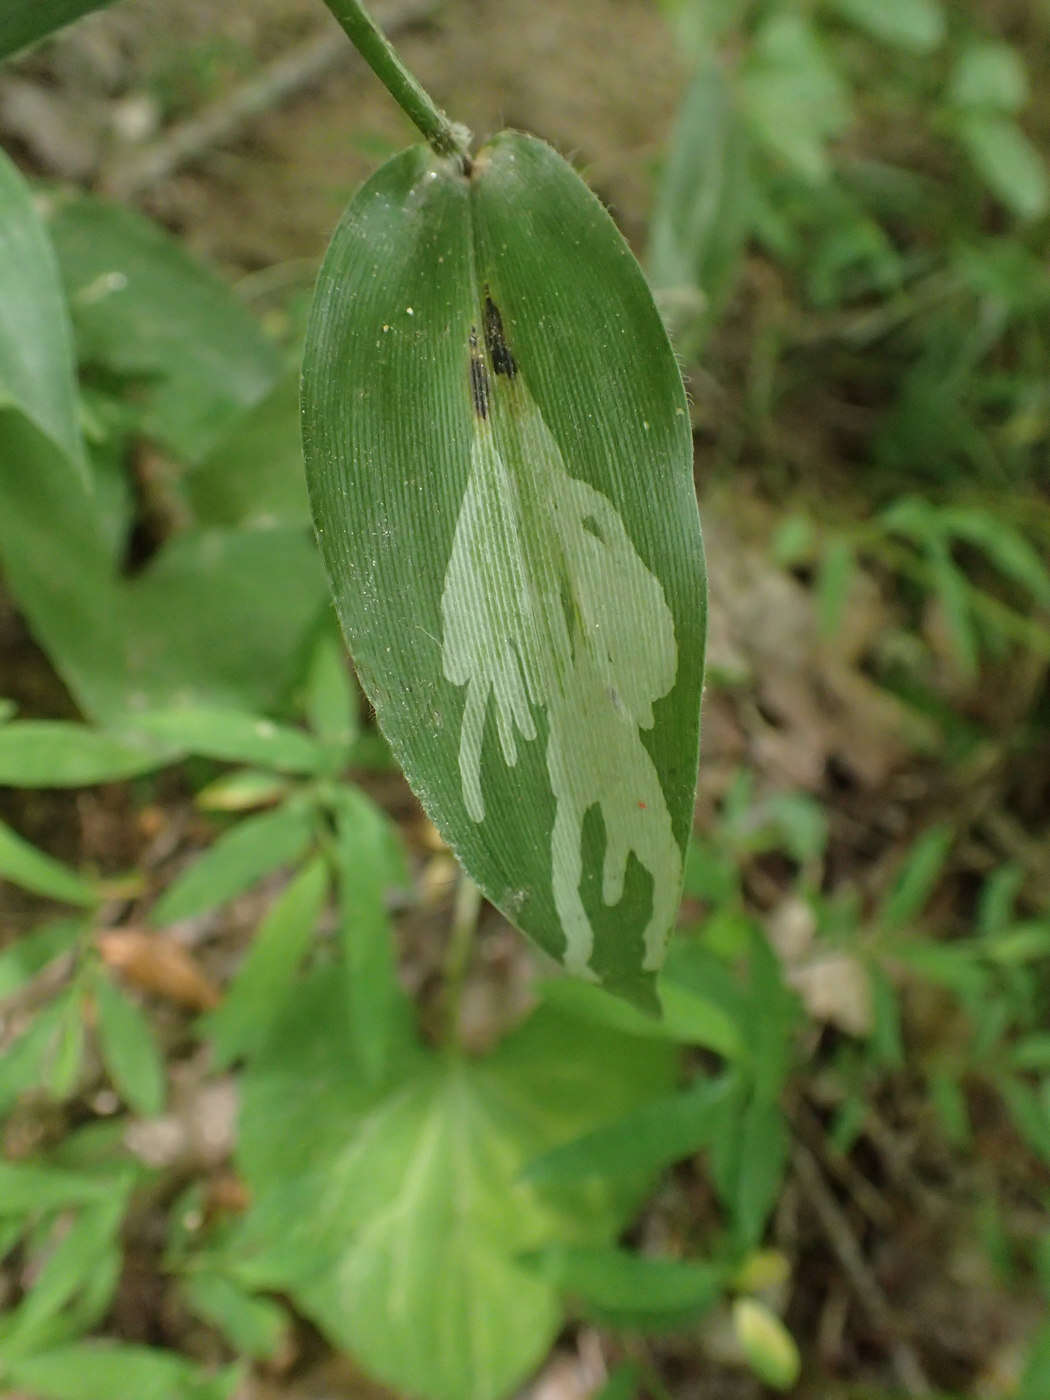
(96, 927, 220, 1009)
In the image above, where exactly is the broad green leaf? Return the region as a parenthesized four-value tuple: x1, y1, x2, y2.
(0, 410, 326, 723)
(129, 706, 327, 774)
(6, 1343, 240, 1400)
(522, 1075, 731, 1185)
(47, 194, 282, 463)
(121, 526, 328, 717)
(232, 974, 675, 1400)
(732, 1298, 801, 1391)
(956, 115, 1049, 222)
(202, 856, 329, 1068)
(331, 787, 407, 1085)
(182, 1272, 287, 1360)
(522, 1244, 723, 1328)
(949, 41, 1029, 114)
(185, 371, 310, 527)
(740, 16, 851, 183)
(151, 801, 315, 926)
(0, 2, 117, 61)
(0, 818, 97, 905)
(302, 133, 705, 1002)
(0, 721, 175, 786)
(0, 149, 84, 472)
(94, 975, 165, 1116)
(648, 59, 751, 356)
(829, 0, 944, 52)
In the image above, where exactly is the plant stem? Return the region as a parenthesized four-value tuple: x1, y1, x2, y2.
(321, 0, 471, 166)
(443, 871, 482, 1045)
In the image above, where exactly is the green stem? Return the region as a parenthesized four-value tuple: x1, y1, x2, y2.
(321, 0, 471, 166)
(443, 871, 482, 1046)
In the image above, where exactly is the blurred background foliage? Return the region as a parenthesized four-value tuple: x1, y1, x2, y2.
(0, 1, 1049, 1398)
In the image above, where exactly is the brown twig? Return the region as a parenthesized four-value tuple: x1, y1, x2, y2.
(792, 1138, 933, 1395)
(98, 0, 439, 201)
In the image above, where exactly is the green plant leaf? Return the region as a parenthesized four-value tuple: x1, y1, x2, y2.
(740, 15, 852, 183)
(48, 194, 282, 464)
(0, 1001, 67, 1115)
(816, 535, 856, 639)
(182, 1272, 288, 1360)
(185, 370, 310, 527)
(731, 1092, 790, 1247)
(5, 1343, 240, 1400)
(878, 823, 953, 931)
(231, 973, 675, 1400)
(521, 1243, 723, 1329)
(1001, 1078, 1050, 1162)
(151, 801, 315, 926)
(94, 975, 165, 1116)
(956, 114, 1049, 222)
(129, 706, 327, 774)
(949, 41, 1029, 114)
(331, 786, 407, 1085)
(926, 535, 979, 678)
(202, 856, 329, 1068)
(941, 508, 1050, 607)
(829, 0, 944, 52)
(0, 721, 176, 786)
(48, 991, 86, 1099)
(6, 1180, 130, 1343)
(0, 412, 326, 724)
(0, 2, 117, 61)
(0, 149, 84, 473)
(0, 918, 82, 998)
(302, 133, 705, 1002)
(648, 58, 751, 356)
(0, 819, 97, 906)
(0, 1162, 119, 1216)
(732, 1297, 801, 1390)
(592, 1364, 643, 1400)
(522, 1074, 732, 1185)
(305, 630, 359, 761)
(195, 769, 290, 813)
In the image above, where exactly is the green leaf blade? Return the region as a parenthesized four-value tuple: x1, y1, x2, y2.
(152, 803, 315, 926)
(0, 2, 117, 61)
(94, 976, 166, 1116)
(0, 150, 84, 473)
(0, 721, 176, 787)
(0, 819, 97, 906)
(303, 134, 705, 998)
